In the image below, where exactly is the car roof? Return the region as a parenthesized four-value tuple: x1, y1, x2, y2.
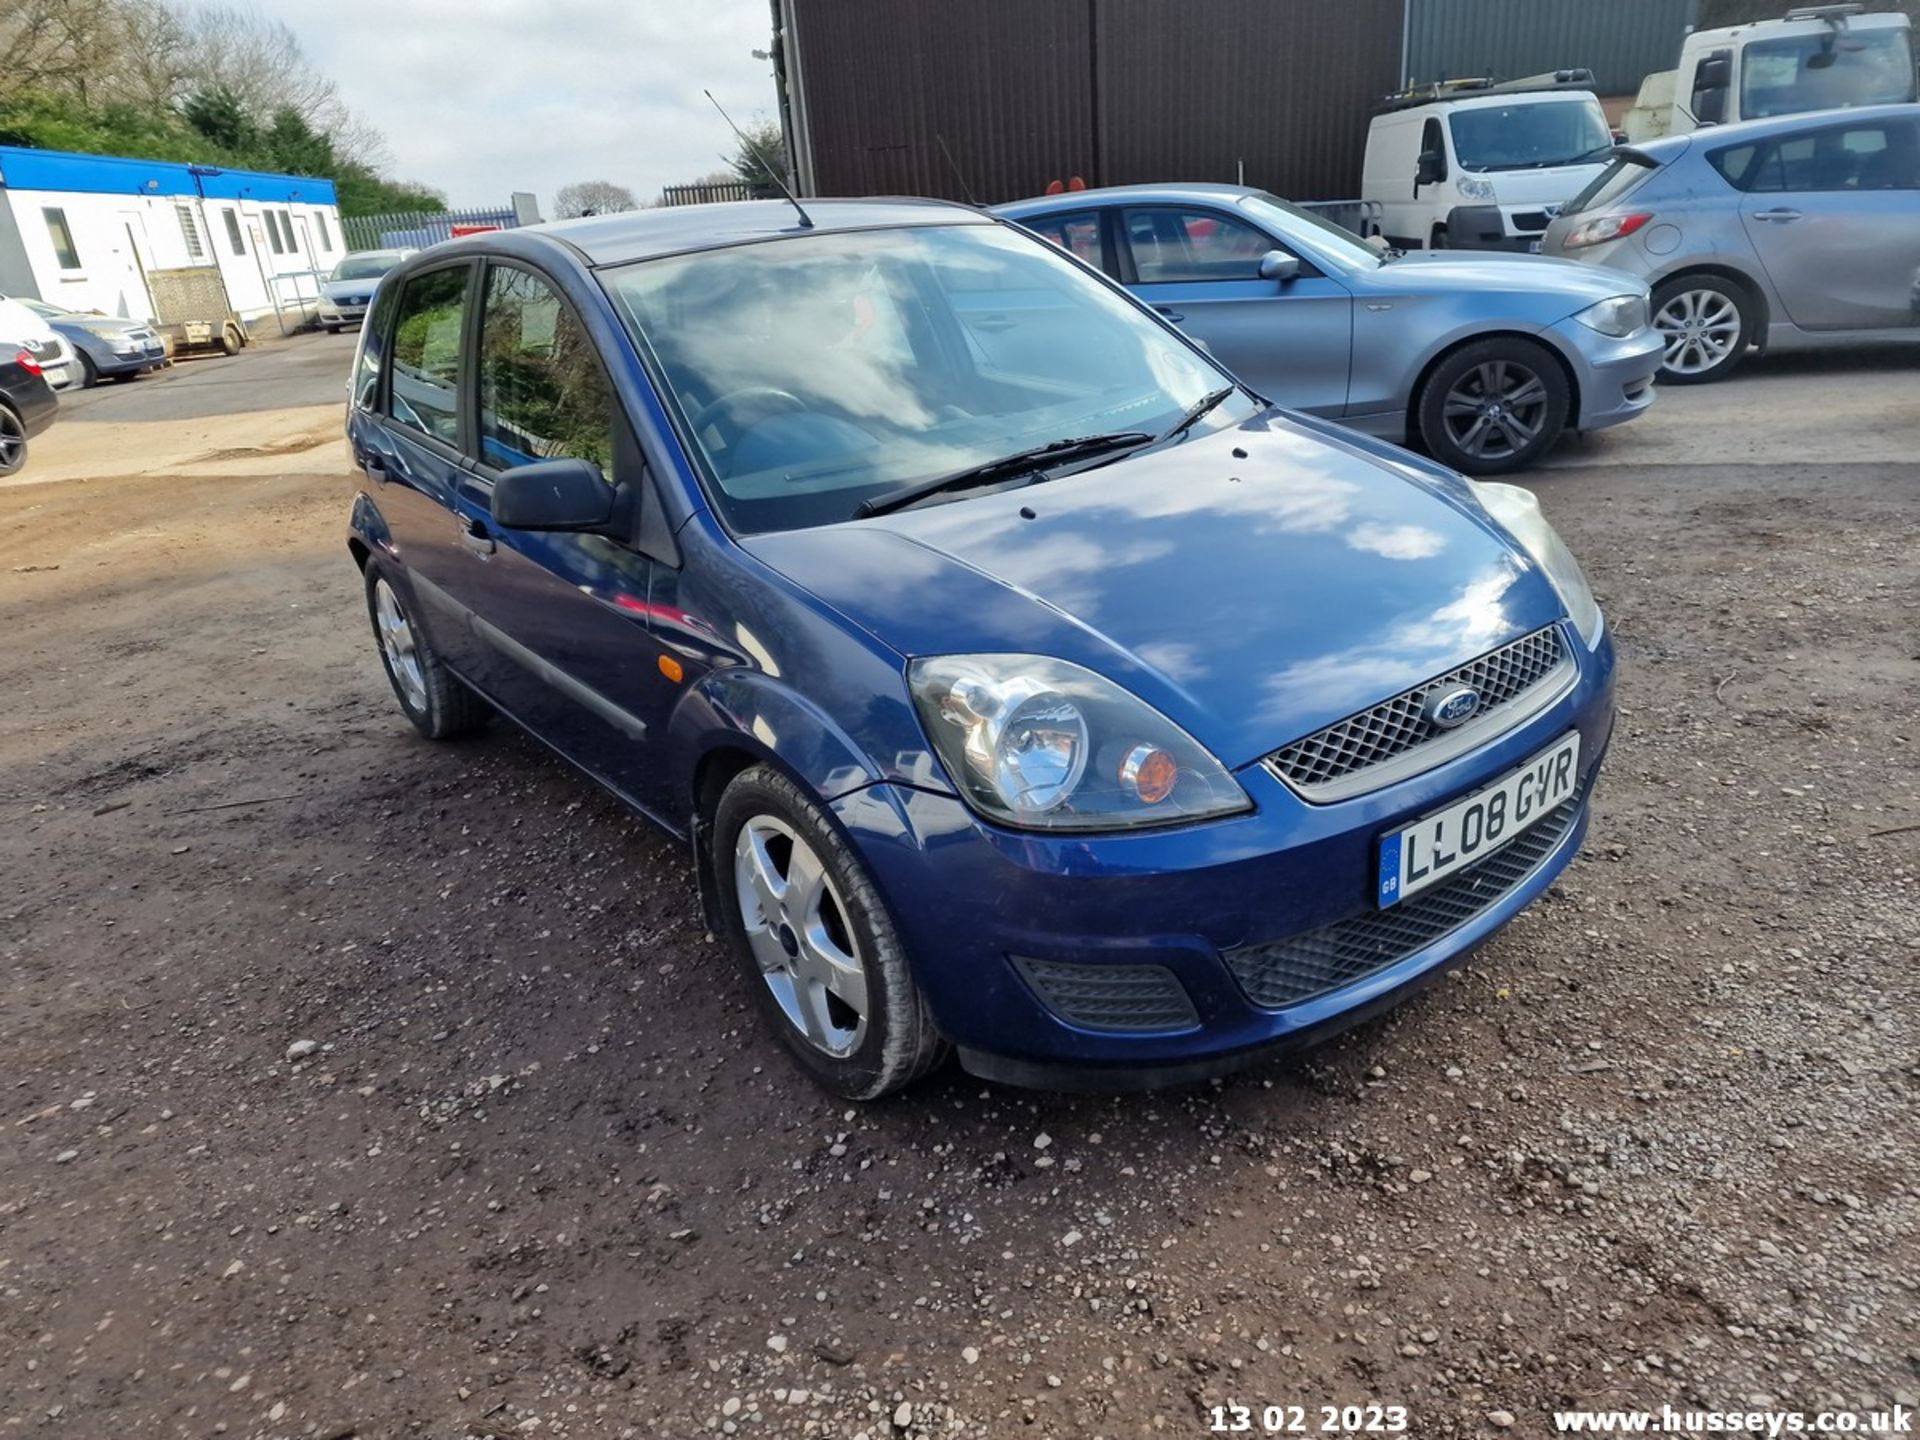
(497, 197, 987, 266)
(1643, 100, 1920, 158)
(997, 182, 1261, 217)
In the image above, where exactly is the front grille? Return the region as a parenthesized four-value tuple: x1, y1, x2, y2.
(1013, 957, 1199, 1032)
(1264, 626, 1566, 797)
(1224, 777, 1587, 1011)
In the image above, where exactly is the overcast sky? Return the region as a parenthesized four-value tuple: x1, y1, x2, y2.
(251, 0, 779, 213)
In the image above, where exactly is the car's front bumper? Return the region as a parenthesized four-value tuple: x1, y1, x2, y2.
(318, 302, 370, 326)
(833, 629, 1617, 1087)
(1551, 317, 1663, 432)
(92, 340, 168, 376)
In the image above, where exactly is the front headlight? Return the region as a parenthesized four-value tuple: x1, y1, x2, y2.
(1457, 174, 1498, 203)
(1472, 483, 1604, 648)
(1573, 294, 1647, 338)
(908, 655, 1251, 831)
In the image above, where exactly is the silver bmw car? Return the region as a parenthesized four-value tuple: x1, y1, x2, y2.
(1544, 103, 1920, 383)
(997, 183, 1662, 475)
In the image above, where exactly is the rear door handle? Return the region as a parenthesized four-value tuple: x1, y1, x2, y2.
(1752, 208, 1803, 222)
(1153, 305, 1185, 323)
(460, 519, 495, 556)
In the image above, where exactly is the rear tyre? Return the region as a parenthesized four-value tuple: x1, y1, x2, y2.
(714, 765, 949, 1099)
(362, 557, 489, 740)
(1416, 337, 1571, 476)
(0, 403, 25, 477)
(1651, 274, 1752, 385)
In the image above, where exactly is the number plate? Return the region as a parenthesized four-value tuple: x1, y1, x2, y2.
(1527, 239, 1543, 253)
(1376, 732, 1580, 908)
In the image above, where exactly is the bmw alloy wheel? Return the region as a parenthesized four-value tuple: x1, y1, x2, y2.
(1441, 358, 1549, 462)
(0, 406, 23, 475)
(733, 814, 870, 1057)
(372, 576, 428, 712)
(1654, 287, 1743, 376)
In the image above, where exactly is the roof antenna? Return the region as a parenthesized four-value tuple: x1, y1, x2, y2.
(704, 89, 813, 228)
(935, 133, 980, 207)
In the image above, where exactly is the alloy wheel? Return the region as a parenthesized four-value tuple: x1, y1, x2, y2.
(372, 577, 428, 711)
(0, 408, 22, 473)
(1441, 358, 1549, 461)
(733, 814, 870, 1058)
(1655, 288, 1742, 376)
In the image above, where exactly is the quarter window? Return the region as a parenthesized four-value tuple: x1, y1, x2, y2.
(1122, 207, 1274, 282)
(477, 266, 614, 472)
(386, 266, 470, 446)
(43, 208, 82, 270)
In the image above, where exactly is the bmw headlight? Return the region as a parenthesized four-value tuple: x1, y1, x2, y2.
(1573, 294, 1648, 338)
(1473, 483, 1604, 648)
(908, 655, 1251, 831)
(1457, 174, 1498, 203)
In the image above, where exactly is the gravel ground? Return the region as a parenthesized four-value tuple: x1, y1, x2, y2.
(1, 343, 1916, 1438)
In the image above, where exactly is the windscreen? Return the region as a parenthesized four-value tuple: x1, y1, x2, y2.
(602, 223, 1246, 534)
(332, 254, 403, 282)
(1448, 99, 1614, 172)
(1740, 28, 1916, 118)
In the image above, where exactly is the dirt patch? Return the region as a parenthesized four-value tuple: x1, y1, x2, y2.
(0, 454, 1915, 1439)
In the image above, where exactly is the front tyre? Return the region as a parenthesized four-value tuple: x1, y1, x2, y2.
(362, 557, 489, 740)
(1651, 275, 1752, 384)
(715, 766, 948, 1099)
(1416, 337, 1570, 475)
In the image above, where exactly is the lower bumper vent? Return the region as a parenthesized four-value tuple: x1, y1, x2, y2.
(1014, 957, 1200, 1033)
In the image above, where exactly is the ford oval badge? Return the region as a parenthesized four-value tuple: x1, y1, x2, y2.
(1425, 686, 1482, 729)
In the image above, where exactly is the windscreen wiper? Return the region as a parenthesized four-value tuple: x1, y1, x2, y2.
(856, 431, 1151, 517)
(1148, 386, 1237, 449)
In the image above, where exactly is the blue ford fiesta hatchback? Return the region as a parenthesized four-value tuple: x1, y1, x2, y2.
(345, 199, 1615, 1098)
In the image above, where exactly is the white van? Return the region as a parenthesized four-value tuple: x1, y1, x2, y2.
(1625, 3, 1915, 141)
(1362, 74, 1616, 252)
(0, 297, 74, 392)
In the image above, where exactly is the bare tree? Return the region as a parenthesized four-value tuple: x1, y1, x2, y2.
(554, 180, 639, 219)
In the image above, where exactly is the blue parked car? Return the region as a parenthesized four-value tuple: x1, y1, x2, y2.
(997, 184, 1662, 475)
(345, 199, 1615, 1098)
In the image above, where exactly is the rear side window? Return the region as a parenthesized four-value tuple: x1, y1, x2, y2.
(1122, 208, 1273, 282)
(1730, 121, 1920, 193)
(476, 265, 615, 472)
(386, 266, 469, 446)
(1023, 210, 1105, 269)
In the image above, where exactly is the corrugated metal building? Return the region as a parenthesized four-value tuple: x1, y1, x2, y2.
(1404, 0, 1699, 97)
(773, 0, 1704, 205)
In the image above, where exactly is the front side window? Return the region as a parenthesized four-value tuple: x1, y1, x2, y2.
(386, 266, 469, 446)
(1023, 210, 1104, 269)
(175, 204, 204, 261)
(43, 208, 82, 270)
(1123, 207, 1274, 282)
(1740, 29, 1916, 120)
(1447, 99, 1613, 173)
(603, 222, 1244, 534)
(477, 266, 614, 472)
(223, 208, 246, 256)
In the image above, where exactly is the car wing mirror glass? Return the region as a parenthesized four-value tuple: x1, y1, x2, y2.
(1259, 249, 1302, 283)
(490, 457, 617, 532)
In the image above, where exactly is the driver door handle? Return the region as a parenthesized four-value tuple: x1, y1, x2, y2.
(1153, 305, 1185, 323)
(459, 518, 495, 556)
(1752, 208, 1803, 222)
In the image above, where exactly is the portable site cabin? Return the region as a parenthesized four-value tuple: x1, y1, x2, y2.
(0, 146, 345, 347)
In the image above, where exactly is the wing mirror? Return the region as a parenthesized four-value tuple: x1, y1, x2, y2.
(1259, 249, 1302, 283)
(490, 457, 617, 532)
(1416, 149, 1447, 187)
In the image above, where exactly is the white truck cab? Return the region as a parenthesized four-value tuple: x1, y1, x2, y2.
(1362, 73, 1616, 252)
(1627, 4, 1916, 141)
